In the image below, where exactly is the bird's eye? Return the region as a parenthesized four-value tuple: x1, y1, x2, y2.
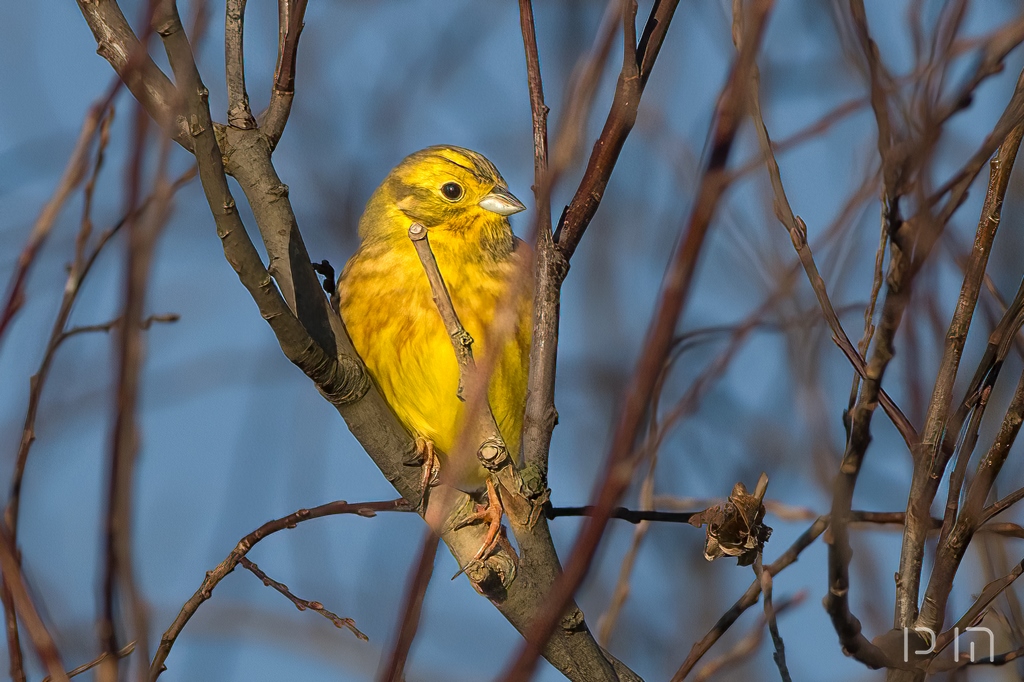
(441, 182, 464, 201)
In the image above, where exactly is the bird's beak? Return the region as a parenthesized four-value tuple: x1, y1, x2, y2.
(478, 187, 527, 216)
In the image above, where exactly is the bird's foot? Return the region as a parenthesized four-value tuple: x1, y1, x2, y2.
(453, 477, 505, 565)
(405, 437, 440, 507)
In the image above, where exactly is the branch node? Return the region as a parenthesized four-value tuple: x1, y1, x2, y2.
(478, 436, 510, 471)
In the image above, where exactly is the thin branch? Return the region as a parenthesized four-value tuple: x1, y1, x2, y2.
(99, 97, 175, 677)
(75, 0, 190, 148)
(408, 224, 477, 402)
(931, 555, 1024, 659)
(377, 529, 440, 682)
(501, 4, 774, 679)
(261, 0, 309, 147)
(747, 53, 918, 450)
(42, 642, 136, 682)
(919, 364, 1024, 631)
(547, 505, 697, 525)
(518, 0, 559, 479)
(554, 0, 681, 259)
(150, 499, 408, 679)
(225, 0, 256, 129)
(239, 557, 366, 640)
(1, 99, 113, 682)
(693, 592, 806, 682)
(754, 556, 792, 682)
(0, 103, 105, 345)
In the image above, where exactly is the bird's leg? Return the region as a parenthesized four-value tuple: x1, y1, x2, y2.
(454, 477, 505, 563)
(409, 437, 440, 498)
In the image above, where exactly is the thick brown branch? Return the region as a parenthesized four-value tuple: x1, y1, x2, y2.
(75, 0, 191, 149)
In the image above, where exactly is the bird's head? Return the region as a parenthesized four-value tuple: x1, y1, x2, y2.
(360, 145, 526, 245)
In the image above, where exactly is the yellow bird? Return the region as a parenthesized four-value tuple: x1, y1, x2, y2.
(337, 146, 531, 545)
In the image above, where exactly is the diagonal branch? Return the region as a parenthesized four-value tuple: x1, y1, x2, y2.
(75, 0, 191, 149)
(0, 525, 68, 682)
(239, 557, 366, 639)
(895, 105, 1024, 636)
(554, 0, 680, 259)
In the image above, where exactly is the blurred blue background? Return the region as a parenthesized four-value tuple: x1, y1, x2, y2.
(3, 1, 1024, 680)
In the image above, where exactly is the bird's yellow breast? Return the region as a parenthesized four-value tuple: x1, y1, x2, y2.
(338, 216, 531, 490)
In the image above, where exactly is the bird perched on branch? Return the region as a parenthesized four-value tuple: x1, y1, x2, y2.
(337, 145, 530, 556)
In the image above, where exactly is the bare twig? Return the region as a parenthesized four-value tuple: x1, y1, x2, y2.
(693, 592, 806, 682)
(754, 556, 792, 682)
(896, 117, 1024, 636)
(42, 642, 136, 682)
(408, 224, 478, 402)
(554, 0, 681, 259)
(0, 103, 105, 345)
(150, 499, 408, 679)
(747, 52, 918, 450)
(261, 0, 309, 147)
(518, 0, 559, 478)
(931, 555, 1024, 658)
(239, 557, 366, 639)
(919, 364, 1024, 632)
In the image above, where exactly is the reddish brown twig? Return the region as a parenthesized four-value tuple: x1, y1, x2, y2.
(377, 529, 440, 682)
(261, 0, 309, 146)
(239, 557, 367, 640)
(554, 0, 681, 259)
(150, 499, 408, 679)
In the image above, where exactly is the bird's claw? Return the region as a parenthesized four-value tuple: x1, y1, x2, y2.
(452, 477, 505, 566)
